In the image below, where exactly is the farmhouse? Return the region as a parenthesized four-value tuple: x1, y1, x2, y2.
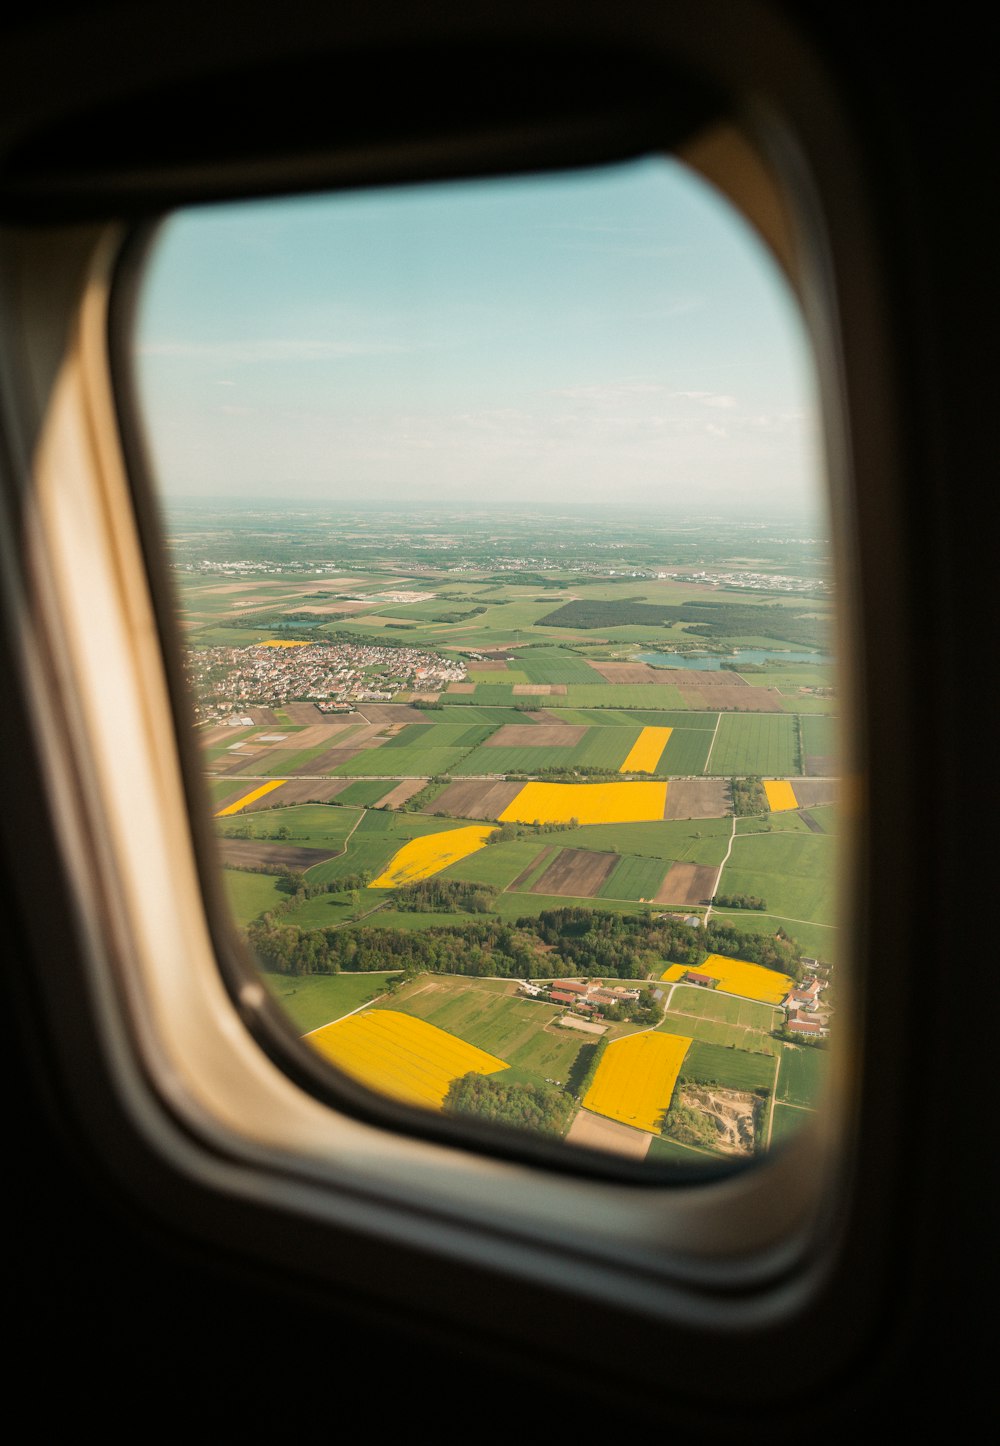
(786, 1014, 828, 1038)
(684, 970, 718, 988)
(550, 989, 578, 1006)
(782, 976, 824, 1011)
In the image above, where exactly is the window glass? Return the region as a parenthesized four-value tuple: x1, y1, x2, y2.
(133, 157, 837, 1170)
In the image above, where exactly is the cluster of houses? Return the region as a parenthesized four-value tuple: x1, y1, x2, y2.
(519, 977, 641, 1021)
(189, 640, 466, 721)
(678, 958, 830, 1038)
(527, 957, 832, 1040)
(780, 973, 830, 1038)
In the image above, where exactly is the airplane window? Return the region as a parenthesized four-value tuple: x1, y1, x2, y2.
(129, 155, 838, 1173)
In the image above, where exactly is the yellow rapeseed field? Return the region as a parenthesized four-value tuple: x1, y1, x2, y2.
(371, 824, 496, 887)
(764, 778, 799, 811)
(307, 1009, 507, 1109)
(619, 726, 672, 773)
(260, 639, 313, 648)
(215, 779, 285, 816)
(499, 780, 667, 826)
(583, 1031, 691, 1133)
(661, 952, 792, 1005)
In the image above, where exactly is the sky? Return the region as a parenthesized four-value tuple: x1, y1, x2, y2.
(134, 155, 823, 518)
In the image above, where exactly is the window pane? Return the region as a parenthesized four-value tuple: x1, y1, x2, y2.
(132, 157, 837, 1170)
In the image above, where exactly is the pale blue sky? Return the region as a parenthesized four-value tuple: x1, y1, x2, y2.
(134, 155, 822, 517)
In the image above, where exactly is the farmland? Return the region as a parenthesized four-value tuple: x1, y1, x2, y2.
(178, 507, 838, 1166)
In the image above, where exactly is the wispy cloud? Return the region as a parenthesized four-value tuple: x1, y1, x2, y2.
(139, 337, 406, 363)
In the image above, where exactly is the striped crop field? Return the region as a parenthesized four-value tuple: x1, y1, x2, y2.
(307, 1009, 507, 1109)
(499, 780, 667, 826)
(764, 778, 799, 811)
(583, 1032, 692, 1132)
(214, 779, 286, 816)
(620, 726, 672, 773)
(371, 824, 496, 887)
(661, 952, 793, 1006)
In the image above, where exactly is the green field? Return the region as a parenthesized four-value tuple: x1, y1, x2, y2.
(263, 969, 398, 1033)
(599, 854, 668, 900)
(453, 725, 642, 776)
(223, 868, 287, 925)
(801, 714, 839, 756)
(517, 649, 603, 684)
(769, 1101, 815, 1147)
(679, 1040, 778, 1091)
(646, 1134, 718, 1163)
(704, 909, 836, 964)
(440, 837, 552, 887)
(658, 727, 715, 774)
(217, 802, 363, 850)
(718, 831, 838, 926)
(335, 779, 398, 806)
(333, 744, 476, 776)
(379, 723, 494, 751)
(705, 712, 799, 776)
(777, 1042, 827, 1107)
(660, 985, 781, 1055)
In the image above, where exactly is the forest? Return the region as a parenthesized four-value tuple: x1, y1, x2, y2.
(247, 905, 804, 982)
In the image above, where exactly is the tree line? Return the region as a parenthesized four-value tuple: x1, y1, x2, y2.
(247, 904, 804, 983)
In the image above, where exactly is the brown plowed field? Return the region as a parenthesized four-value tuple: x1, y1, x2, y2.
(566, 1110, 652, 1159)
(203, 581, 293, 595)
(290, 727, 386, 775)
(244, 778, 354, 808)
(664, 780, 731, 819)
(377, 778, 430, 809)
(469, 659, 510, 671)
(201, 724, 253, 747)
(247, 708, 282, 725)
(512, 683, 567, 695)
(282, 703, 327, 724)
(355, 703, 432, 725)
(485, 724, 586, 748)
(279, 599, 373, 614)
(586, 661, 662, 683)
(287, 722, 359, 748)
(218, 840, 337, 871)
(531, 848, 619, 897)
(674, 685, 782, 711)
(425, 779, 523, 819)
(671, 670, 748, 688)
(790, 777, 838, 807)
(217, 750, 268, 776)
(656, 862, 718, 905)
(446, 682, 476, 693)
(804, 754, 837, 778)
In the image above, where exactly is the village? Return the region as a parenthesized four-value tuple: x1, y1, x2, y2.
(186, 640, 465, 722)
